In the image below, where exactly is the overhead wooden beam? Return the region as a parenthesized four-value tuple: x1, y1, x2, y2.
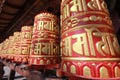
(3, 0, 38, 35)
(2, 0, 60, 41)
(0, 17, 12, 20)
(4, 2, 23, 9)
(2, 11, 17, 15)
(0, 22, 9, 24)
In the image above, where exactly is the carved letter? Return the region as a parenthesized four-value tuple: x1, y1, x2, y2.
(72, 33, 89, 56)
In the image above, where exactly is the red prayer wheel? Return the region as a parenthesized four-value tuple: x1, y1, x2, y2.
(0, 43, 3, 59)
(0, 41, 6, 59)
(11, 32, 20, 61)
(61, 0, 120, 79)
(13, 32, 21, 62)
(7, 36, 15, 61)
(15, 26, 32, 63)
(4, 39, 9, 59)
(29, 12, 60, 66)
(0, 43, 4, 59)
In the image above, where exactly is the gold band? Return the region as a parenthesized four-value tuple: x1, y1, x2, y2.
(62, 24, 113, 35)
(30, 55, 60, 58)
(62, 11, 108, 22)
(62, 57, 120, 62)
(15, 55, 28, 57)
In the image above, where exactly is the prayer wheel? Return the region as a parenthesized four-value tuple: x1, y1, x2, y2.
(0, 41, 5, 59)
(13, 32, 21, 62)
(15, 26, 32, 63)
(4, 39, 9, 59)
(10, 32, 20, 61)
(29, 12, 60, 65)
(7, 36, 15, 61)
(61, 0, 120, 79)
(0, 43, 3, 59)
(14, 32, 20, 49)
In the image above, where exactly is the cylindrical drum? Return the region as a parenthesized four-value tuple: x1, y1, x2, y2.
(61, 0, 120, 79)
(29, 13, 60, 65)
(15, 26, 32, 63)
(11, 32, 20, 61)
(13, 32, 21, 62)
(14, 32, 21, 53)
(7, 36, 15, 60)
(0, 43, 3, 59)
(0, 41, 5, 59)
(4, 39, 9, 59)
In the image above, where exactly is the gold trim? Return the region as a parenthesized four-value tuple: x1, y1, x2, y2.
(15, 55, 29, 57)
(69, 11, 108, 18)
(100, 67, 109, 78)
(62, 24, 113, 35)
(30, 55, 60, 58)
(35, 13, 58, 20)
(61, 11, 109, 22)
(62, 57, 120, 62)
(77, 11, 107, 19)
(115, 66, 120, 77)
(31, 38, 59, 41)
(33, 28, 59, 34)
(70, 65, 76, 74)
(83, 66, 91, 76)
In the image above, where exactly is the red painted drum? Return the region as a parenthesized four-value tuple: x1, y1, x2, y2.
(4, 39, 9, 59)
(61, 0, 120, 79)
(0, 42, 4, 59)
(29, 13, 60, 65)
(11, 32, 20, 61)
(7, 36, 15, 61)
(13, 32, 21, 62)
(0, 43, 3, 59)
(15, 26, 32, 63)
(1, 39, 9, 59)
